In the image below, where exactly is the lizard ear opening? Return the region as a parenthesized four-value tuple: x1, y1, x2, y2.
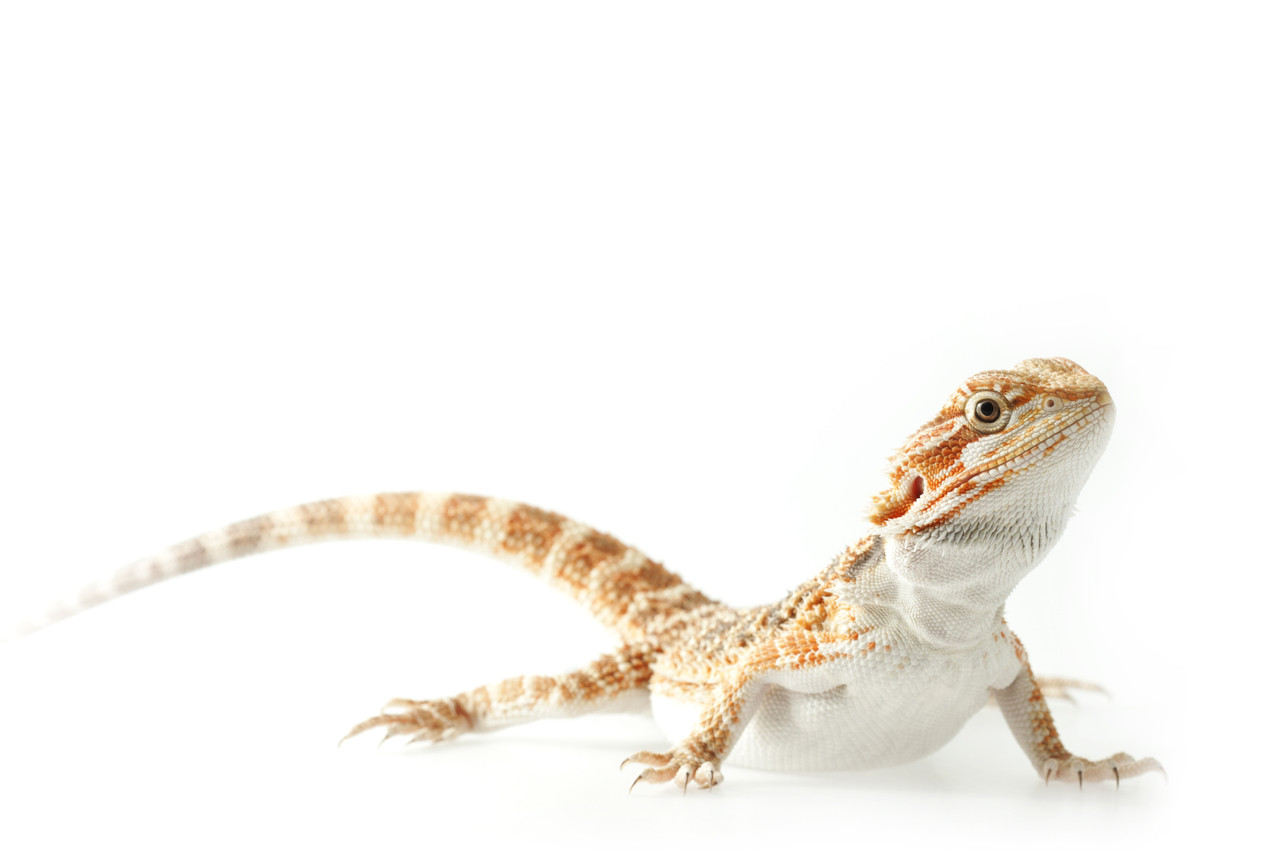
(909, 476, 925, 502)
(869, 472, 926, 527)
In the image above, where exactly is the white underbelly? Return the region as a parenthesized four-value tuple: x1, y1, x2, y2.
(650, 655, 1002, 772)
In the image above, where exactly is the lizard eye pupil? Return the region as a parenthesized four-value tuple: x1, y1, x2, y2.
(964, 391, 1011, 434)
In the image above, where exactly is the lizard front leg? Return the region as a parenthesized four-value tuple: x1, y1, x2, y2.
(994, 660, 1163, 786)
(625, 631, 857, 793)
(343, 644, 654, 745)
(621, 671, 767, 793)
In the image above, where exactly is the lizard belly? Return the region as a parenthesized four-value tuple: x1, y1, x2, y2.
(728, 677, 987, 771)
(651, 646, 1007, 772)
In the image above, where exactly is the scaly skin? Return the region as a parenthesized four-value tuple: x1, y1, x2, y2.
(12, 358, 1161, 792)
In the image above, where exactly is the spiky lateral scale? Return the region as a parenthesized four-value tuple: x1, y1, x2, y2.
(20, 492, 711, 639)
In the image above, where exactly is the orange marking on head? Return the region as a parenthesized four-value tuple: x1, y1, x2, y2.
(870, 358, 1110, 529)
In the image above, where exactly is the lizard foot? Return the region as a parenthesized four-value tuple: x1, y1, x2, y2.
(1035, 677, 1107, 703)
(340, 697, 473, 747)
(1041, 752, 1165, 788)
(621, 743, 724, 793)
(988, 677, 1107, 708)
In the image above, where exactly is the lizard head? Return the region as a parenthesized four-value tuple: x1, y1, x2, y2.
(869, 357, 1114, 559)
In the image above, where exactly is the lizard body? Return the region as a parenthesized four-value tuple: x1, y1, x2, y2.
(15, 357, 1161, 791)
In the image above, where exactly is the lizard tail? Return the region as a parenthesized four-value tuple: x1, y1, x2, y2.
(13, 492, 713, 640)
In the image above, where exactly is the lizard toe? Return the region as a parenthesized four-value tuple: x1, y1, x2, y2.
(1041, 753, 1165, 787)
(623, 743, 722, 792)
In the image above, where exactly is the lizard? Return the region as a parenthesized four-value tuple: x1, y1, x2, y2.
(10, 357, 1162, 792)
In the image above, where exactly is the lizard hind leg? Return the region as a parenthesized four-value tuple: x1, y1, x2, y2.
(341, 644, 655, 747)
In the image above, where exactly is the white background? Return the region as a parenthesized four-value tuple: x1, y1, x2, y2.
(0, 2, 1274, 850)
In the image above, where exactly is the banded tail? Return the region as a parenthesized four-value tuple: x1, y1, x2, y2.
(13, 492, 712, 640)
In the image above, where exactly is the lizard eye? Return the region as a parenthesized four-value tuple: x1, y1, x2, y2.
(965, 391, 1011, 434)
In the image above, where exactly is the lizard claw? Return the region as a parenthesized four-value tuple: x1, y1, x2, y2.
(621, 743, 723, 793)
(1040, 753, 1164, 787)
(340, 696, 474, 748)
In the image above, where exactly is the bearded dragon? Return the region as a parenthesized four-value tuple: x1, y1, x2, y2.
(13, 357, 1161, 791)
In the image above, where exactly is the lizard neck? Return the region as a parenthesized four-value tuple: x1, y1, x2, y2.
(875, 532, 1013, 648)
(883, 497, 1072, 646)
(834, 503, 1071, 648)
